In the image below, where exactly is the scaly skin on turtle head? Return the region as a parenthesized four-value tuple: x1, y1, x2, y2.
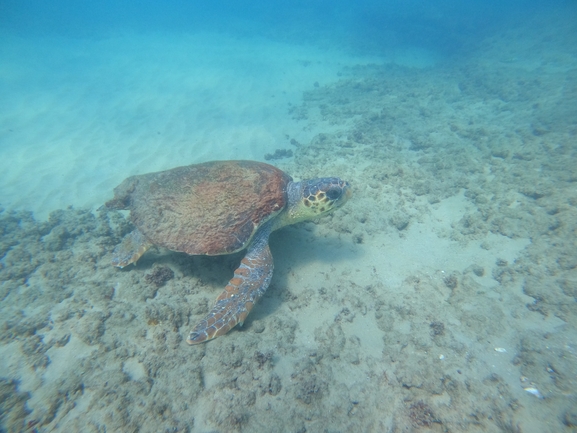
(276, 177, 352, 228)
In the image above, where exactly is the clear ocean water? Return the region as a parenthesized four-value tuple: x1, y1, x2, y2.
(1, 1, 576, 432)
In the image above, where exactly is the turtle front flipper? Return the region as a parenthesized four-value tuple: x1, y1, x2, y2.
(187, 224, 274, 344)
(112, 229, 153, 268)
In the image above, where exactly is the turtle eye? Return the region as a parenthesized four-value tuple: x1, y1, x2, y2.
(326, 187, 342, 201)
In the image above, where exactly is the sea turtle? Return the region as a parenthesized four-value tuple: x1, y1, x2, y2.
(105, 160, 351, 345)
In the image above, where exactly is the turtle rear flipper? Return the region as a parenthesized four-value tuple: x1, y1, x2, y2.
(112, 229, 153, 268)
(187, 224, 274, 344)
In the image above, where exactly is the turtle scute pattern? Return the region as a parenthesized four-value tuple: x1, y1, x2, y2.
(106, 160, 292, 255)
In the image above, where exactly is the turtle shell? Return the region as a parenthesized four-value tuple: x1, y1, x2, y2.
(106, 160, 292, 255)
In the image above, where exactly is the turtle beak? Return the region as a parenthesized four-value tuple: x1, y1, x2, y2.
(344, 181, 352, 200)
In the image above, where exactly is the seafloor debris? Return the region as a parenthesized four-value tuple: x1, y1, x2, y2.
(264, 148, 293, 160)
(145, 265, 174, 287)
(523, 387, 544, 399)
(408, 401, 440, 427)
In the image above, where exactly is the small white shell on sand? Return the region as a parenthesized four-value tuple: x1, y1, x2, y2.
(523, 387, 544, 399)
(494, 347, 507, 353)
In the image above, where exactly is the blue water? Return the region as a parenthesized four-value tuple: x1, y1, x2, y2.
(1, 1, 576, 432)
(0, 0, 559, 52)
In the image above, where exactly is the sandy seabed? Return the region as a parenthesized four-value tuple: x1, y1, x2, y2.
(1, 9, 577, 433)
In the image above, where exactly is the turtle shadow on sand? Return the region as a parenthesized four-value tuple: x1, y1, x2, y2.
(273, 223, 358, 264)
(113, 219, 357, 336)
(235, 223, 360, 329)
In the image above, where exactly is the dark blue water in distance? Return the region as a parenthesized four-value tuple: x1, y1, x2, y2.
(0, 0, 562, 53)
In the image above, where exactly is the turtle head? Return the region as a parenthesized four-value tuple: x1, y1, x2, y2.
(279, 177, 352, 227)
